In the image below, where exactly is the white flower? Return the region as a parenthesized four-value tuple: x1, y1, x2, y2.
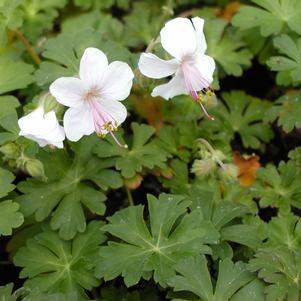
(49, 47, 134, 146)
(138, 17, 215, 118)
(18, 107, 65, 148)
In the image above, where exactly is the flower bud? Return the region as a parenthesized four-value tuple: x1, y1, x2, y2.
(24, 159, 46, 179)
(0, 143, 20, 159)
(220, 163, 238, 181)
(41, 93, 64, 115)
(191, 159, 215, 177)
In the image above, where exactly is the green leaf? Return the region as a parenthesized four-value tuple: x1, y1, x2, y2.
(0, 57, 34, 94)
(169, 255, 254, 301)
(0, 283, 15, 301)
(21, 0, 68, 42)
(202, 91, 273, 148)
(267, 35, 301, 86)
(252, 160, 301, 213)
(231, 279, 266, 301)
(0, 95, 20, 135)
(265, 92, 301, 132)
(35, 29, 133, 86)
(206, 18, 252, 77)
(0, 200, 24, 236)
(94, 123, 170, 178)
(95, 193, 219, 287)
(16, 136, 122, 239)
(264, 215, 301, 252)
(0, 166, 15, 198)
(232, 0, 301, 37)
(14, 221, 106, 298)
(249, 247, 301, 301)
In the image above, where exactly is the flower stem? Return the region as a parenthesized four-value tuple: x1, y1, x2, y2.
(125, 186, 134, 206)
(15, 30, 41, 66)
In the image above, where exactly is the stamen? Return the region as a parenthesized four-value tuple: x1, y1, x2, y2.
(89, 100, 127, 148)
(109, 131, 128, 149)
(181, 62, 215, 120)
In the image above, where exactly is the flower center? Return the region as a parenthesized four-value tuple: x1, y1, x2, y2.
(88, 100, 127, 148)
(181, 61, 215, 120)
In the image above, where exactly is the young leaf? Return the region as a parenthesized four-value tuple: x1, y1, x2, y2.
(203, 91, 273, 148)
(0, 200, 24, 236)
(16, 136, 122, 240)
(267, 35, 301, 86)
(265, 92, 301, 133)
(94, 123, 170, 178)
(252, 161, 301, 213)
(249, 247, 301, 301)
(232, 0, 301, 37)
(95, 194, 219, 287)
(14, 221, 106, 298)
(168, 255, 255, 301)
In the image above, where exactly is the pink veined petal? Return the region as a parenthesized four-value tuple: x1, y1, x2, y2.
(191, 17, 207, 54)
(63, 104, 94, 142)
(160, 17, 197, 60)
(138, 53, 179, 79)
(79, 47, 108, 88)
(194, 54, 215, 86)
(99, 61, 134, 101)
(151, 71, 188, 100)
(88, 99, 127, 135)
(50, 77, 86, 108)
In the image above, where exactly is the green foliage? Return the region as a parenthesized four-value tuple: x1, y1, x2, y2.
(1, 0, 301, 299)
(267, 35, 301, 86)
(168, 255, 262, 301)
(249, 247, 301, 301)
(206, 18, 253, 77)
(14, 221, 105, 299)
(202, 91, 273, 148)
(35, 29, 133, 86)
(0, 57, 34, 95)
(265, 92, 301, 132)
(232, 0, 301, 37)
(94, 123, 170, 178)
(95, 193, 219, 287)
(252, 160, 301, 213)
(16, 136, 122, 239)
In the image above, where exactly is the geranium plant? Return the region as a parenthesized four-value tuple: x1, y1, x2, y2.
(0, 1, 301, 301)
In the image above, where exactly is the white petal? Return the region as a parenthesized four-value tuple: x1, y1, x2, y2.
(97, 99, 127, 127)
(194, 54, 215, 85)
(160, 17, 197, 60)
(151, 72, 188, 100)
(18, 108, 65, 147)
(50, 77, 86, 108)
(79, 47, 108, 87)
(138, 53, 179, 79)
(191, 17, 207, 54)
(100, 61, 134, 101)
(63, 104, 94, 142)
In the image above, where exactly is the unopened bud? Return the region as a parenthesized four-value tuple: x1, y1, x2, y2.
(220, 163, 238, 180)
(191, 159, 215, 177)
(41, 93, 63, 115)
(24, 159, 46, 179)
(0, 143, 20, 159)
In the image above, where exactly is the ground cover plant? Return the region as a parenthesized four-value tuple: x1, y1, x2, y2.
(0, 0, 301, 300)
